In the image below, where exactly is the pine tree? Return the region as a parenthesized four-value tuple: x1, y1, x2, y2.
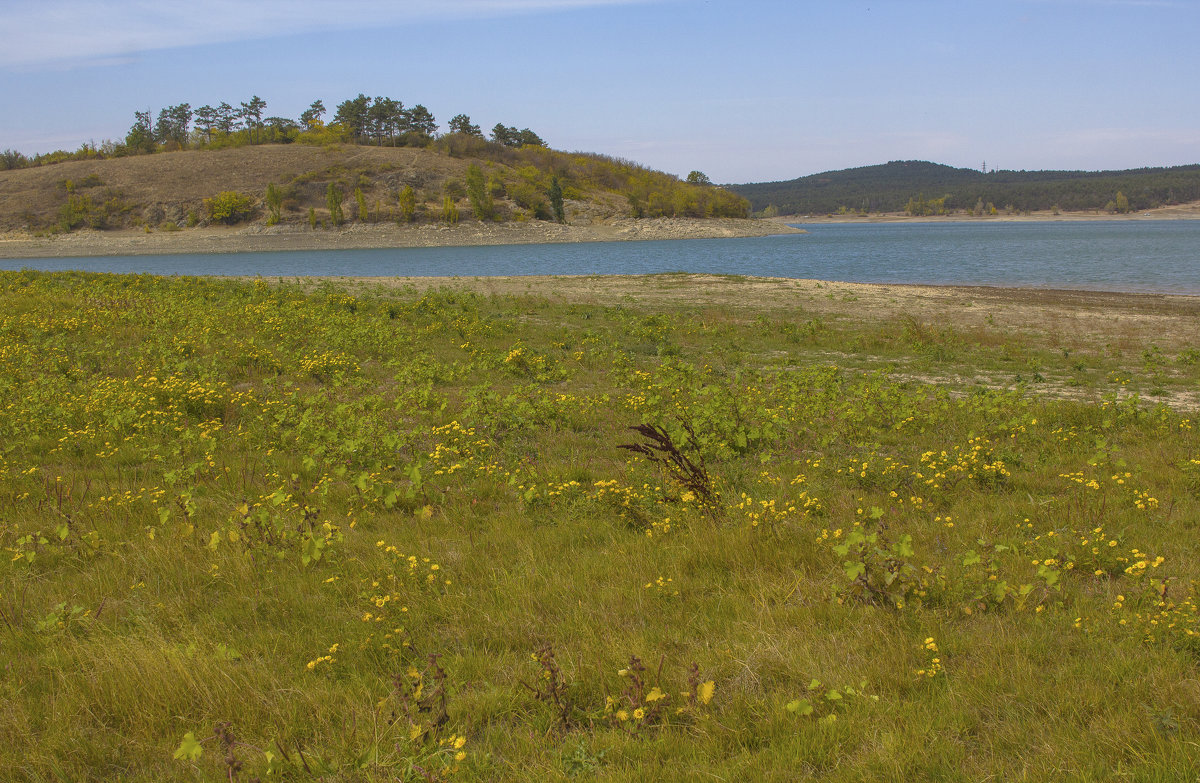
(299, 100, 326, 130)
(241, 96, 267, 143)
(125, 111, 155, 154)
(448, 114, 482, 137)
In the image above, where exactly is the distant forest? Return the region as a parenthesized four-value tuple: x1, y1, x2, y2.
(729, 160, 1200, 216)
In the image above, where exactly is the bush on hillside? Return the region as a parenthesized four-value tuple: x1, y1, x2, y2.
(204, 191, 255, 224)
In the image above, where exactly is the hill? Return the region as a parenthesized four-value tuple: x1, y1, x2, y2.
(730, 160, 1200, 216)
(0, 140, 749, 234)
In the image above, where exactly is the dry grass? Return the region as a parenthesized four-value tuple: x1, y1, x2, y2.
(0, 145, 470, 230)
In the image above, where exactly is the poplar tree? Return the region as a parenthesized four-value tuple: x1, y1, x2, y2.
(326, 183, 344, 227)
(355, 188, 368, 222)
(265, 183, 283, 225)
(548, 177, 565, 223)
(465, 164, 494, 220)
(397, 186, 416, 223)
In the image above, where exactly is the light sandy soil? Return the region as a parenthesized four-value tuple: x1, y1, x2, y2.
(0, 218, 804, 259)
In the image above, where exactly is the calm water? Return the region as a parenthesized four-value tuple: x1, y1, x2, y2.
(5, 220, 1200, 294)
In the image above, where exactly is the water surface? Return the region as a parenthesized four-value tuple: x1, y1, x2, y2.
(5, 220, 1198, 294)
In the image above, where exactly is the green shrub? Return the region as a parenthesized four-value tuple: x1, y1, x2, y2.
(203, 191, 254, 225)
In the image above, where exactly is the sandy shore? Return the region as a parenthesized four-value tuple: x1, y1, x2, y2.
(769, 201, 1200, 225)
(0, 217, 803, 259)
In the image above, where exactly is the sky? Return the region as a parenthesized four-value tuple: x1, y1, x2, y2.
(2, 0, 1198, 183)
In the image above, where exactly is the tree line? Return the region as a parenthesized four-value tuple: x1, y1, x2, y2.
(730, 160, 1200, 216)
(1, 94, 546, 169)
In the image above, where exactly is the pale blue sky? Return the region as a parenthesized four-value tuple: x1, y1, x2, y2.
(2, 0, 1197, 183)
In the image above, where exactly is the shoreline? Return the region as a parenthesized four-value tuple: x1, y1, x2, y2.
(0, 217, 803, 259)
(769, 202, 1200, 225)
(275, 272, 1200, 305)
(320, 272, 1200, 410)
(5, 204, 1197, 259)
(277, 272, 1200, 412)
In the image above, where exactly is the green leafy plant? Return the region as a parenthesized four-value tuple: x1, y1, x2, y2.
(203, 191, 254, 224)
(786, 677, 878, 725)
(831, 526, 925, 609)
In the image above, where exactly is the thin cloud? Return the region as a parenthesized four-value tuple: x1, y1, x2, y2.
(1044, 127, 1195, 143)
(1021, 0, 1183, 7)
(2, 0, 655, 69)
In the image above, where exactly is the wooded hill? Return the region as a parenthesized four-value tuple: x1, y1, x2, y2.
(0, 140, 748, 234)
(0, 89, 748, 233)
(729, 160, 1200, 216)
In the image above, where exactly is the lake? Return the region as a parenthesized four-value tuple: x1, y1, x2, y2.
(5, 220, 1200, 294)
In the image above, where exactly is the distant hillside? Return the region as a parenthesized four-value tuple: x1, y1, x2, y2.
(0, 141, 748, 233)
(729, 160, 1200, 216)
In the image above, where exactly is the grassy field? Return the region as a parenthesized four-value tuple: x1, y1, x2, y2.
(3, 270, 1200, 781)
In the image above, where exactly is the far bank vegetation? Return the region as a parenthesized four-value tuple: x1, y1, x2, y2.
(733, 160, 1200, 218)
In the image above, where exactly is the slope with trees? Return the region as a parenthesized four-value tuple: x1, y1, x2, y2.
(0, 139, 747, 234)
(0, 93, 748, 233)
(730, 160, 1200, 216)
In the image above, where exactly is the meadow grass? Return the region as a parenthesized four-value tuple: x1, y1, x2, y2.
(2, 270, 1200, 781)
